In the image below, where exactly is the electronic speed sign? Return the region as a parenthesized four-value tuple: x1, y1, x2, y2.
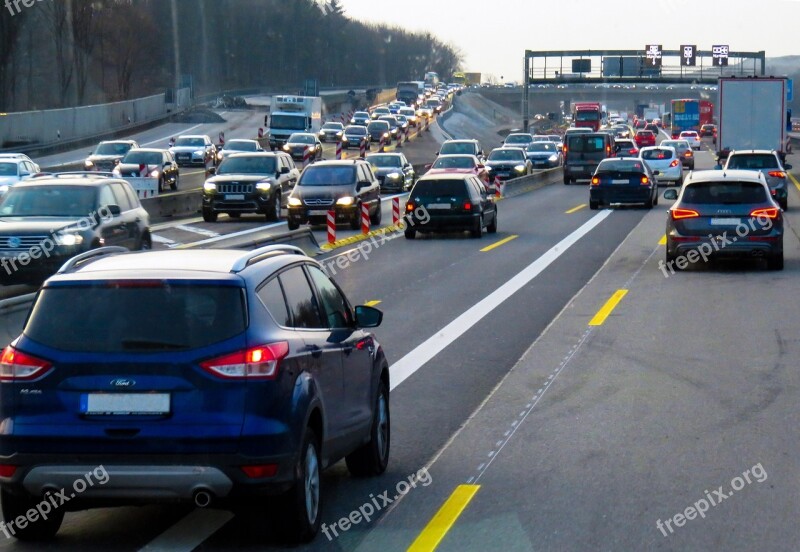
(645, 44, 662, 67)
(681, 45, 697, 66)
(712, 45, 729, 66)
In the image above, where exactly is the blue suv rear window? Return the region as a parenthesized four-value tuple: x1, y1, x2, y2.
(24, 284, 246, 352)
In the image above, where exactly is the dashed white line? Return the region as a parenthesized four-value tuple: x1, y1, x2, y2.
(138, 509, 234, 552)
(175, 225, 221, 238)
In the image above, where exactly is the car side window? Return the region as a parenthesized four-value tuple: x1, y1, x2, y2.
(278, 266, 324, 329)
(307, 266, 352, 329)
(357, 164, 370, 183)
(284, 155, 296, 171)
(257, 277, 291, 327)
(122, 182, 140, 207)
(110, 183, 133, 211)
(98, 185, 116, 209)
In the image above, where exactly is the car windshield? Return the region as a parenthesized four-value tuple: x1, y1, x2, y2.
(0, 186, 96, 217)
(662, 141, 689, 151)
(346, 126, 366, 135)
(432, 156, 474, 169)
(368, 155, 402, 168)
(440, 143, 477, 155)
(94, 143, 132, 155)
(288, 134, 315, 144)
(488, 149, 524, 161)
(527, 142, 557, 152)
(174, 138, 205, 147)
(0, 163, 17, 176)
(224, 141, 258, 152)
(217, 156, 276, 174)
(25, 284, 246, 352)
(368, 122, 389, 132)
(726, 154, 780, 170)
(322, 123, 342, 130)
(598, 160, 645, 173)
(681, 182, 768, 204)
(122, 151, 162, 165)
(298, 166, 355, 185)
(270, 114, 306, 130)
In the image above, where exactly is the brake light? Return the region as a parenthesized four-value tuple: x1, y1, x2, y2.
(463, 201, 472, 211)
(629, 148, 638, 154)
(670, 208, 700, 220)
(0, 465, 16, 477)
(640, 176, 650, 185)
(750, 207, 780, 219)
(0, 346, 52, 381)
(768, 171, 786, 178)
(670, 159, 679, 167)
(406, 202, 415, 212)
(200, 342, 289, 380)
(685, 151, 693, 157)
(606, 145, 611, 155)
(241, 464, 278, 478)
(591, 176, 600, 186)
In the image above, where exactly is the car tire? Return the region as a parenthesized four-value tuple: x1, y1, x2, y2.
(470, 216, 483, 238)
(767, 253, 784, 271)
(779, 198, 788, 211)
(404, 228, 416, 239)
(666, 251, 684, 270)
(287, 219, 300, 231)
(369, 202, 382, 225)
(349, 208, 361, 230)
(170, 175, 178, 191)
(346, 379, 390, 477)
(563, 177, 571, 185)
(1, 489, 64, 541)
(589, 199, 599, 210)
(653, 191, 659, 206)
(487, 210, 497, 233)
(202, 208, 218, 223)
(158, 177, 165, 193)
(266, 192, 281, 222)
(278, 428, 322, 543)
(139, 232, 152, 250)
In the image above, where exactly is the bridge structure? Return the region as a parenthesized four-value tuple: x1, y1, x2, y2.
(521, 48, 767, 131)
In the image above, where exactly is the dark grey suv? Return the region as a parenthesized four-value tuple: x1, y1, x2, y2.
(287, 160, 382, 230)
(202, 152, 299, 222)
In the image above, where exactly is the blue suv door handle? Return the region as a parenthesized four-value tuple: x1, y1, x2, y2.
(305, 344, 322, 358)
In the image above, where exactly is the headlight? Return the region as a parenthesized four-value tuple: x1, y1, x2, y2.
(256, 181, 271, 191)
(386, 172, 402, 180)
(55, 233, 84, 246)
(336, 196, 355, 205)
(548, 154, 558, 161)
(217, 151, 224, 160)
(288, 197, 302, 206)
(485, 165, 493, 171)
(351, 119, 356, 124)
(342, 137, 349, 142)
(336, 132, 342, 136)
(194, 150, 205, 156)
(203, 182, 217, 191)
(383, 133, 390, 138)
(112, 168, 121, 176)
(150, 170, 160, 179)
(84, 160, 94, 167)
(283, 145, 290, 151)
(514, 165, 526, 172)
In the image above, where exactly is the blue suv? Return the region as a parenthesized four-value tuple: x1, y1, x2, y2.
(0, 245, 389, 542)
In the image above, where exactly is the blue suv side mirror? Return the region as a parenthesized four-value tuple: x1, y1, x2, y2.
(355, 305, 382, 328)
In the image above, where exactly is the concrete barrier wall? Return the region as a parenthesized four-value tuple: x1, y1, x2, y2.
(1, 94, 169, 149)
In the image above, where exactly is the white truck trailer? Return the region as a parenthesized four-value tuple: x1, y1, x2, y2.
(266, 96, 322, 150)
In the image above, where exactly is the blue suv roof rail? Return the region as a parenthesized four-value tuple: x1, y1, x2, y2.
(57, 246, 130, 274)
(230, 245, 307, 273)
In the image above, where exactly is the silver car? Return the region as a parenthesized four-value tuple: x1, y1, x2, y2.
(722, 150, 792, 210)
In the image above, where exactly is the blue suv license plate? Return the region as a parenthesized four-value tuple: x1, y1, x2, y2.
(81, 393, 170, 415)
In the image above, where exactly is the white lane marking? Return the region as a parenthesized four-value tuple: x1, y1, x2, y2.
(140, 123, 203, 147)
(181, 221, 287, 247)
(151, 235, 177, 245)
(389, 210, 613, 390)
(151, 217, 204, 231)
(175, 225, 220, 238)
(138, 509, 234, 552)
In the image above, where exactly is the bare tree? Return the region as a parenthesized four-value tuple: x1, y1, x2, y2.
(41, 0, 76, 106)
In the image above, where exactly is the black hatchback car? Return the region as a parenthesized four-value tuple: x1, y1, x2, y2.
(113, 148, 180, 192)
(287, 160, 382, 230)
(404, 174, 497, 238)
(589, 158, 657, 209)
(0, 174, 151, 284)
(664, 170, 783, 270)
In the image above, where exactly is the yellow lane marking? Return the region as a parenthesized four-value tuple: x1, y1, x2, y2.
(658, 235, 667, 246)
(407, 485, 480, 552)
(480, 235, 519, 252)
(364, 300, 381, 307)
(588, 289, 629, 326)
(565, 203, 587, 214)
(789, 172, 800, 193)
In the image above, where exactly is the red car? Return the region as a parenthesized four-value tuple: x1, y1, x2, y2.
(425, 154, 491, 189)
(635, 130, 656, 148)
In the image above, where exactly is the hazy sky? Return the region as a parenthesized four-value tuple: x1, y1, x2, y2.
(337, 0, 800, 81)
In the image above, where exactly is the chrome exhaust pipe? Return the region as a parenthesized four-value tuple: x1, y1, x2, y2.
(193, 489, 213, 508)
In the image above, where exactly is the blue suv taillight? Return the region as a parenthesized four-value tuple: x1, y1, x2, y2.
(199, 342, 289, 380)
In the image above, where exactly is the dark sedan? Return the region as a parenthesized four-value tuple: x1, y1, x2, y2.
(112, 148, 179, 192)
(282, 133, 323, 162)
(485, 148, 531, 181)
(84, 140, 138, 172)
(664, 170, 783, 270)
(589, 158, 657, 210)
